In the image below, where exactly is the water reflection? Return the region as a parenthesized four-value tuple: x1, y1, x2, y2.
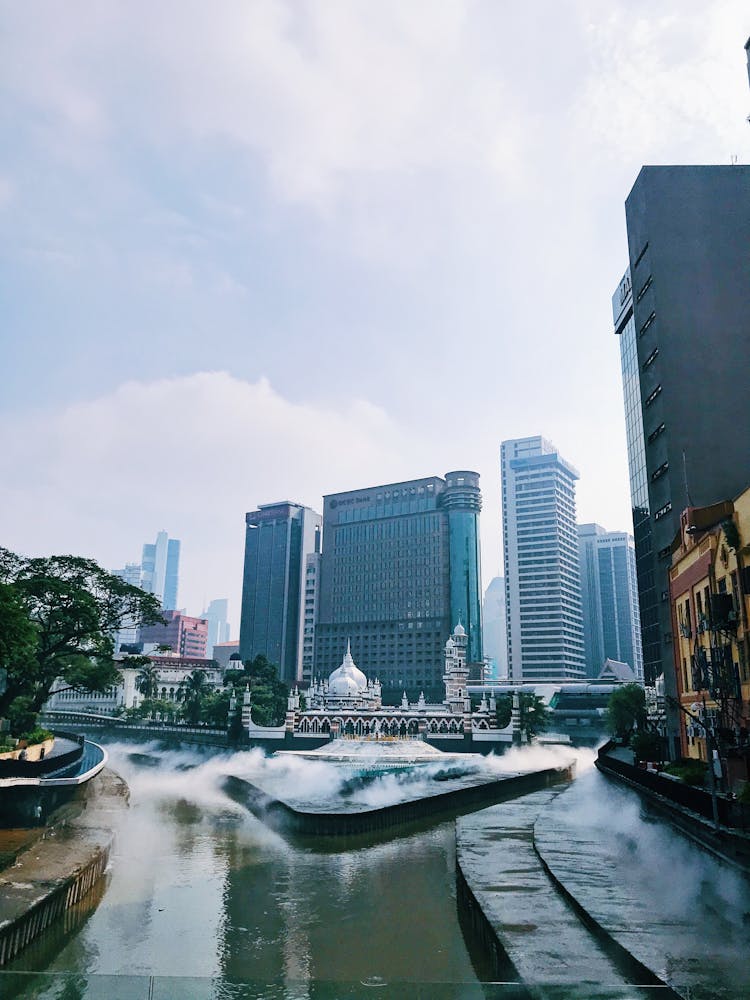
(7, 742, 480, 993)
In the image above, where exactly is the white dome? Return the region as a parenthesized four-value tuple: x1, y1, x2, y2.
(328, 641, 368, 696)
(453, 622, 466, 637)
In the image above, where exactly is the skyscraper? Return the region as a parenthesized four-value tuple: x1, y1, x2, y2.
(501, 437, 585, 683)
(314, 472, 483, 700)
(141, 530, 181, 610)
(239, 501, 322, 685)
(577, 524, 643, 681)
(613, 166, 750, 689)
(482, 576, 507, 681)
(202, 598, 231, 657)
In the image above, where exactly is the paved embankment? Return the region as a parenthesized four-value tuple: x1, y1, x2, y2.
(0, 768, 128, 966)
(455, 787, 654, 999)
(533, 768, 750, 1000)
(223, 764, 572, 838)
(597, 748, 750, 872)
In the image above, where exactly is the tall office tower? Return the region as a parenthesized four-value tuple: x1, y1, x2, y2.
(613, 166, 750, 693)
(577, 524, 643, 681)
(239, 502, 322, 686)
(502, 437, 585, 683)
(300, 551, 321, 685)
(315, 472, 483, 701)
(141, 531, 181, 610)
(202, 598, 231, 657)
(482, 576, 508, 681)
(112, 562, 144, 651)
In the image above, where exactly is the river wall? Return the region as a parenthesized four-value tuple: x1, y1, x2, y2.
(596, 744, 750, 872)
(0, 769, 128, 967)
(223, 764, 573, 838)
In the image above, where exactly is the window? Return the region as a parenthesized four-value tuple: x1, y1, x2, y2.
(651, 461, 669, 482)
(648, 422, 666, 444)
(644, 384, 662, 407)
(658, 545, 672, 560)
(636, 275, 653, 302)
(654, 501, 672, 521)
(634, 241, 649, 268)
(639, 311, 656, 336)
(642, 347, 659, 370)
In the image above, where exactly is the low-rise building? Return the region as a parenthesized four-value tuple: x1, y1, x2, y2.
(669, 489, 750, 786)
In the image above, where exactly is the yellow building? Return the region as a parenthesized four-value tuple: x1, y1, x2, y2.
(669, 488, 750, 787)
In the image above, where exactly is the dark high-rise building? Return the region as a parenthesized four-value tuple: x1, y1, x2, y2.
(239, 501, 322, 685)
(613, 165, 750, 697)
(314, 472, 482, 701)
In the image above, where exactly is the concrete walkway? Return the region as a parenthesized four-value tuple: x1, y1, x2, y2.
(534, 768, 750, 1000)
(456, 787, 641, 999)
(0, 768, 128, 966)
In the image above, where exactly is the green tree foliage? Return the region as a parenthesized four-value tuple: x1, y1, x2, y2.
(495, 695, 512, 729)
(224, 654, 288, 726)
(494, 692, 549, 739)
(199, 689, 232, 728)
(631, 730, 664, 763)
(135, 664, 160, 700)
(606, 683, 647, 739)
(0, 547, 164, 729)
(178, 669, 210, 724)
(518, 692, 549, 741)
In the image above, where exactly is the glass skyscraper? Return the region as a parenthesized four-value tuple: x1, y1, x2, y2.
(502, 437, 585, 683)
(614, 166, 750, 700)
(141, 531, 180, 610)
(239, 502, 322, 685)
(314, 472, 483, 701)
(578, 523, 643, 681)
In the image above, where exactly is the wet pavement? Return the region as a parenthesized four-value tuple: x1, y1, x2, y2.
(456, 787, 635, 999)
(534, 767, 750, 999)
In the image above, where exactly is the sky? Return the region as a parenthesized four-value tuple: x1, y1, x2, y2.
(1, 1, 749, 635)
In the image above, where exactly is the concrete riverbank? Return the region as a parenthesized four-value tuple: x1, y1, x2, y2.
(596, 746, 750, 873)
(454, 787, 671, 999)
(532, 768, 750, 999)
(0, 768, 128, 966)
(223, 763, 573, 838)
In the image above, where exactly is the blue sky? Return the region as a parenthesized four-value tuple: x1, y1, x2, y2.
(1, 1, 748, 631)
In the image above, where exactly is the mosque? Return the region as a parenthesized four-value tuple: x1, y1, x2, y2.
(239, 623, 521, 752)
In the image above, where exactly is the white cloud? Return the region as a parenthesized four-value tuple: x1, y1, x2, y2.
(0, 372, 417, 627)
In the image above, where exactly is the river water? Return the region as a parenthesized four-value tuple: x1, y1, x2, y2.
(5, 740, 750, 999)
(7, 741, 487, 997)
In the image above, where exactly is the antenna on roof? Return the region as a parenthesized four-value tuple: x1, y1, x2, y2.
(682, 450, 693, 507)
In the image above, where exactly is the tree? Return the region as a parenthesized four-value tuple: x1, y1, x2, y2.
(223, 654, 288, 726)
(518, 692, 549, 741)
(178, 669, 210, 723)
(0, 547, 164, 728)
(135, 664, 160, 701)
(495, 695, 512, 729)
(607, 683, 648, 740)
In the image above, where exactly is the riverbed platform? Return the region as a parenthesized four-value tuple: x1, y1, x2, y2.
(0, 768, 128, 967)
(223, 762, 573, 838)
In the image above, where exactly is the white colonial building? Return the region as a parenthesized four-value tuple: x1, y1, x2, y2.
(240, 623, 521, 748)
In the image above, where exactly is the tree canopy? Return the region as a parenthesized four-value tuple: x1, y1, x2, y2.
(0, 546, 164, 732)
(606, 682, 647, 739)
(224, 653, 288, 727)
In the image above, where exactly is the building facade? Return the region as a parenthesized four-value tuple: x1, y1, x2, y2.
(202, 598, 231, 657)
(139, 610, 209, 659)
(239, 501, 322, 686)
(613, 166, 750, 692)
(141, 531, 181, 610)
(669, 491, 750, 786)
(314, 473, 483, 701)
(502, 437, 585, 683)
(482, 576, 508, 681)
(242, 624, 517, 749)
(578, 524, 643, 681)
